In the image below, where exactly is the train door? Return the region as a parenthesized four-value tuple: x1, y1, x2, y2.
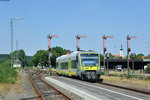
(68, 59, 71, 76)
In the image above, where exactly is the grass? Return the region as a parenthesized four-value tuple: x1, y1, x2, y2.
(13, 71, 23, 93)
(0, 83, 12, 94)
(0, 70, 23, 99)
(0, 62, 18, 83)
(101, 75, 150, 90)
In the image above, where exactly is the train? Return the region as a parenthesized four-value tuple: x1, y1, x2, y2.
(56, 51, 101, 81)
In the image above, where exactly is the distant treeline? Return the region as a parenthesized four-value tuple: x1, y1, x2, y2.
(0, 50, 32, 67)
(1, 47, 150, 68)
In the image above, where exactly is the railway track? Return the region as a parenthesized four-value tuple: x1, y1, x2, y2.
(25, 69, 150, 100)
(25, 69, 71, 100)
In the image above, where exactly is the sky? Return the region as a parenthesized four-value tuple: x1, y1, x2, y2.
(0, 0, 150, 56)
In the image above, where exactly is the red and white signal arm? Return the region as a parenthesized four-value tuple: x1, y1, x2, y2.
(55, 35, 59, 38)
(82, 35, 87, 38)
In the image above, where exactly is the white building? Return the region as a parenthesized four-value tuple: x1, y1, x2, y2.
(13, 59, 22, 68)
(120, 45, 123, 57)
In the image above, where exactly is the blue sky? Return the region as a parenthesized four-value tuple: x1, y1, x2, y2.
(0, 0, 150, 56)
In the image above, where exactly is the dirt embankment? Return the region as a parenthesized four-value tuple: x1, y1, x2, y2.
(0, 70, 38, 100)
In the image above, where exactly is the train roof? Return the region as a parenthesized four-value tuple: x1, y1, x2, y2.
(56, 51, 99, 61)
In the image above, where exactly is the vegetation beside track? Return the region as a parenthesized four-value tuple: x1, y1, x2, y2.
(101, 71, 150, 91)
(101, 71, 150, 80)
(0, 61, 19, 96)
(0, 62, 18, 83)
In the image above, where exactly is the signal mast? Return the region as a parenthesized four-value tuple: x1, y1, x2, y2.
(102, 35, 113, 75)
(47, 34, 59, 75)
(126, 35, 137, 75)
(75, 34, 87, 51)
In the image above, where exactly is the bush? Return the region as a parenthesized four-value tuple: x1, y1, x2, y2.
(146, 64, 150, 71)
(101, 71, 104, 75)
(145, 76, 150, 80)
(0, 62, 18, 83)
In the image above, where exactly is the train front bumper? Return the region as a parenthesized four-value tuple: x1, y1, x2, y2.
(81, 70, 101, 80)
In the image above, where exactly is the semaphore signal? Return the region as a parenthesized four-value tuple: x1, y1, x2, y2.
(75, 34, 87, 51)
(126, 35, 137, 75)
(102, 35, 113, 75)
(47, 34, 59, 75)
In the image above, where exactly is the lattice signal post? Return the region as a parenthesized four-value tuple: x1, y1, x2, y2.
(126, 35, 137, 75)
(47, 34, 59, 75)
(102, 35, 113, 75)
(75, 35, 87, 51)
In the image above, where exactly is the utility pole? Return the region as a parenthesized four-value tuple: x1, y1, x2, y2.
(126, 35, 137, 75)
(16, 40, 19, 60)
(102, 35, 113, 75)
(75, 34, 87, 51)
(47, 34, 59, 75)
(10, 18, 24, 67)
(11, 19, 13, 67)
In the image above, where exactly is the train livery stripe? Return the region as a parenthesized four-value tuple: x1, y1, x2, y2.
(58, 71, 77, 76)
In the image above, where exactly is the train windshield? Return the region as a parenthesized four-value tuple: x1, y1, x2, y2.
(80, 54, 99, 66)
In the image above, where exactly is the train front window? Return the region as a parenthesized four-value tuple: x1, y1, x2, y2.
(80, 54, 99, 66)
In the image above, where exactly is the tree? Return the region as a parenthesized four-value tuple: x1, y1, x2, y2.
(32, 46, 71, 67)
(0, 54, 10, 64)
(135, 53, 144, 59)
(100, 54, 104, 60)
(32, 50, 48, 67)
(51, 46, 71, 67)
(145, 54, 150, 59)
(26, 56, 32, 67)
(88, 50, 95, 52)
(13, 49, 27, 67)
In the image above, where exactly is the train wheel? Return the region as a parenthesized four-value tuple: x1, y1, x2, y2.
(81, 76, 85, 81)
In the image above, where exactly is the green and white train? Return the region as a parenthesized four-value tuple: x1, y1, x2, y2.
(56, 51, 101, 81)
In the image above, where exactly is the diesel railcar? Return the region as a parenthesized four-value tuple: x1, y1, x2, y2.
(56, 51, 101, 81)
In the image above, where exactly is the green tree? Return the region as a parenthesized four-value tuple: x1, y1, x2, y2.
(32, 46, 71, 67)
(32, 50, 49, 66)
(13, 49, 27, 67)
(146, 64, 150, 70)
(88, 50, 95, 52)
(100, 54, 104, 60)
(26, 56, 32, 67)
(0, 54, 10, 63)
(125, 54, 136, 59)
(135, 53, 144, 59)
(51, 46, 71, 67)
(145, 54, 150, 59)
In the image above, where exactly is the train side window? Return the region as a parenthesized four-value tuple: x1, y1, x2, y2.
(56, 62, 58, 68)
(71, 60, 76, 68)
(61, 62, 68, 69)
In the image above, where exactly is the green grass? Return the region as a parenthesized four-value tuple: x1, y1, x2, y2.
(0, 62, 18, 84)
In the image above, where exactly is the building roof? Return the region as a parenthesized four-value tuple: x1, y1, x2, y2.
(112, 55, 121, 57)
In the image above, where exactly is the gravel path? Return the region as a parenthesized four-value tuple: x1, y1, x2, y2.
(2, 70, 39, 100)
